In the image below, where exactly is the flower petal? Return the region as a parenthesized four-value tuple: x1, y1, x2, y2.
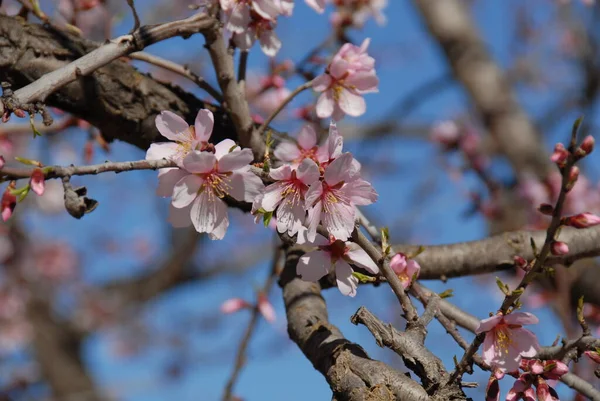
(296, 158, 320, 185)
(337, 87, 366, 117)
(194, 109, 214, 142)
(182, 151, 216, 174)
(259, 30, 281, 57)
(190, 191, 228, 237)
(335, 260, 358, 297)
(218, 148, 253, 172)
(321, 200, 355, 241)
(215, 139, 238, 159)
(275, 195, 305, 235)
(297, 124, 317, 149)
(155, 111, 189, 141)
(327, 122, 343, 160)
(228, 171, 264, 203)
(297, 250, 332, 282)
(261, 181, 288, 211)
(157, 168, 188, 197)
(315, 90, 334, 118)
(345, 71, 379, 93)
(146, 142, 179, 161)
(274, 141, 301, 162)
(312, 74, 332, 92)
(504, 312, 539, 326)
(226, 3, 250, 33)
(510, 328, 540, 358)
(345, 243, 379, 274)
(481, 332, 498, 366)
(324, 153, 356, 185)
(305, 200, 322, 243)
(343, 179, 378, 205)
(476, 315, 504, 334)
(269, 164, 292, 181)
(304, 181, 323, 209)
(172, 175, 203, 208)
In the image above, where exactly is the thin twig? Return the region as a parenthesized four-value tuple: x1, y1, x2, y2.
(257, 80, 314, 137)
(221, 241, 282, 401)
(129, 52, 223, 102)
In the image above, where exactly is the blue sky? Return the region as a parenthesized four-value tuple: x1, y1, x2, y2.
(17, 0, 600, 400)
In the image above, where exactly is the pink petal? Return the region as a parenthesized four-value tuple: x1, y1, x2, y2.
(476, 315, 504, 334)
(215, 139, 238, 159)
(345, 243, 379, 274)
(190, 191, 228, 238)
(228, 170, 264, 202)
(274, 141, 301, 162)
(346, 71, 379, 94)
(331, 104, 345, 121)
(315, 90, 335, 119)
(504, 312, 539, 326)
(329, 59, 349, 80)
(259, 30, 281, 57)
(194, 109, 214, 142)
(258, 294, 276, 322)
(182, 151, 216, 174)
(312, 74, 332, 92)
(30, 169, 45, 196)
(252, 0, 280, 19)
(337, 87, 366, 117)
(405, 260, 421, 279)
(296, 158, 320, 185)
(172, 175, 203, 208)
(481, 332, 498, 366)
(275, 195, 305, 235)
(297, 124, 317, 149)
(168, 204, 192, 228)
(297, 250, 332, 282)
(304, 181, 323, 209)
(390, 253, 407, 274)
(234, 30, 254, 51)
(305, 200, 322, 243)
(325, 153, 356, 185)
(218, 148, 253, 172)
(209, 212, 229, 240)
(155, 111, 189, 141)
(261, 181, 287, 211)
(335, 260, 358, 297)
(269, 165, 292, 181)
(157, 168, 188, 197)
(146, 142, 179, 161)
(327, 122, 343, 160)
(304, 0, 325, 13)
(510, 328, 540, 358)
(321, 199, 355, 241)
(221, 298, 250, 314)
(226, 3, 250, 33)
(343, 179, 378, 205)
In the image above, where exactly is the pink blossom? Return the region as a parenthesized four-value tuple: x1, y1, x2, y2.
(313, 39, 378, 120)
(550, 241, 569, 256)
(0, 156, 4, 169)
(221, 0, 281, 33)
(273, 124, 323, 166)
(536, 377, 559, 401)
(29, 168, 45, 196)
(485, 372, 501, 401)
(261, 158, 320, 236)
(506, 375, 534, 401)
(430, 120, 460, 148)
(170, 143, 264, 239)
(296, 233, 379, 296)
(579, 134, 595, 155)
(564, 212, 600, 228)
(550, 143, 569, 166)
(257, 293, 276, 322)
(233, 18, 282, 56)
(31, 242, 78, 281)
(305, 152, 377, 241)
(146, 109, 214, 167)
(389, 253, 420, 288)
(476, 312, 540, 372)
(220, 298, 251, 314)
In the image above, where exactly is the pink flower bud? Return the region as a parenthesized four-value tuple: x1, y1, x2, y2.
(543, 360, 568, 379)
(220, 298, 251, 315)
(1, 183, 16, 222)
(550, 143, 569, 166)
(566, 166, 579, 192)
(529, 359, 544, 375)
(514, 256, 528, 271)
(485, 374, 501, 401)
(29, 168, 45, 196)
(390, 253, 421, 289)
(257, 293, 276, 323)
(564, 212, 600, 228)
(13, 109, 26, 118)
(538, 203, 554, 216)
(580, 135, 595, 155)
(0, 156, 4, 169)
(585, 350, 600, 364)
(551, 241, 569, 256)
(430, 121, 460, 148)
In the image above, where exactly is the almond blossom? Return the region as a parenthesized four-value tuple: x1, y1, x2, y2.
(476, 312, 540, 372)
(220, 0, 281, 33)
(261, 158, 320, 236)
(313, 38, 379, 120)
(146, 109, 214, 167)
(233, 18, 282, 56)
(389, 253, 420, 288)
(305, 152, 377, 241)
(170, 143, 264, 239)
(273, 124, 324, 166)
(296, 233, 379, 296)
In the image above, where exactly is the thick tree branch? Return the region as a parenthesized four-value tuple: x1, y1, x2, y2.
(280, 248, 430, 401)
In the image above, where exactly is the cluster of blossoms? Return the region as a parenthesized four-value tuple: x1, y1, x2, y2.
(312, 39, 379, 121)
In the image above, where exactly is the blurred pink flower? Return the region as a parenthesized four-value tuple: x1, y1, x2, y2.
(476, 312, 540, 372)
(389, 253, 420, 288)
(257, 293, 276, 322)
(550, 241, 569, 256)
(220, 298, 251, 314)
(29, 168, 45, 196)
(273, 124, 323, 166)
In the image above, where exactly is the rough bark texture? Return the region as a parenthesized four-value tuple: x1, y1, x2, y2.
(280, 249, 431, 401)
(0, 14, 235, 150)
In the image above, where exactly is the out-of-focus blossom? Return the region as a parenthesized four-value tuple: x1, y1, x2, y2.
(29, 168, 45, 196)
(57, 0, 112, 40)
(273, 125, 323, 166)
(430, 120, 460, 149)
(220, 298, 251, 314)
(476, 312, 540, 372)
(564, 212, 600, 228)
(550, 143, 569, 166)
(146, 109, 215, 167)
(297, 233, 379, 296)
(389, 253, 420, 288)
(1, 182, 17, 222)
(170, 145, 264, 239)
(550, 241, 569, 256)
(313, 39, 378, 120)
(233, 18, 282, 56)
(331, 0, 387, 28)
(35, 180, 65, 214)
(30, 242, 78, 281)
(257, 293, 276, 322)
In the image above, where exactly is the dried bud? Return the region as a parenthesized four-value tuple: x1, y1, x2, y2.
(538, 203, 554, 216)
(564, 213, 600, 228)
(551, 241, 569, 256)
(550, 143, 569, 166)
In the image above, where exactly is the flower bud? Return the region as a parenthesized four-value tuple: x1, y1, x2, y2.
(550, 143, 569, 166)
(29, 168, 45, 196)
(13, 109, 26, 118)
(1, 182, 17, 222)
(565, 166, 579, 192)
(257, 293, 276, 323)
(220, 298, 250, 315)
(564, 213, 600, 228)
(580, 135, 595, 155)
(551, 241, 569, 256)
(543, 360, 568, 379)
(585, 350, 600, 364)
(514, 256, 528, 271)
